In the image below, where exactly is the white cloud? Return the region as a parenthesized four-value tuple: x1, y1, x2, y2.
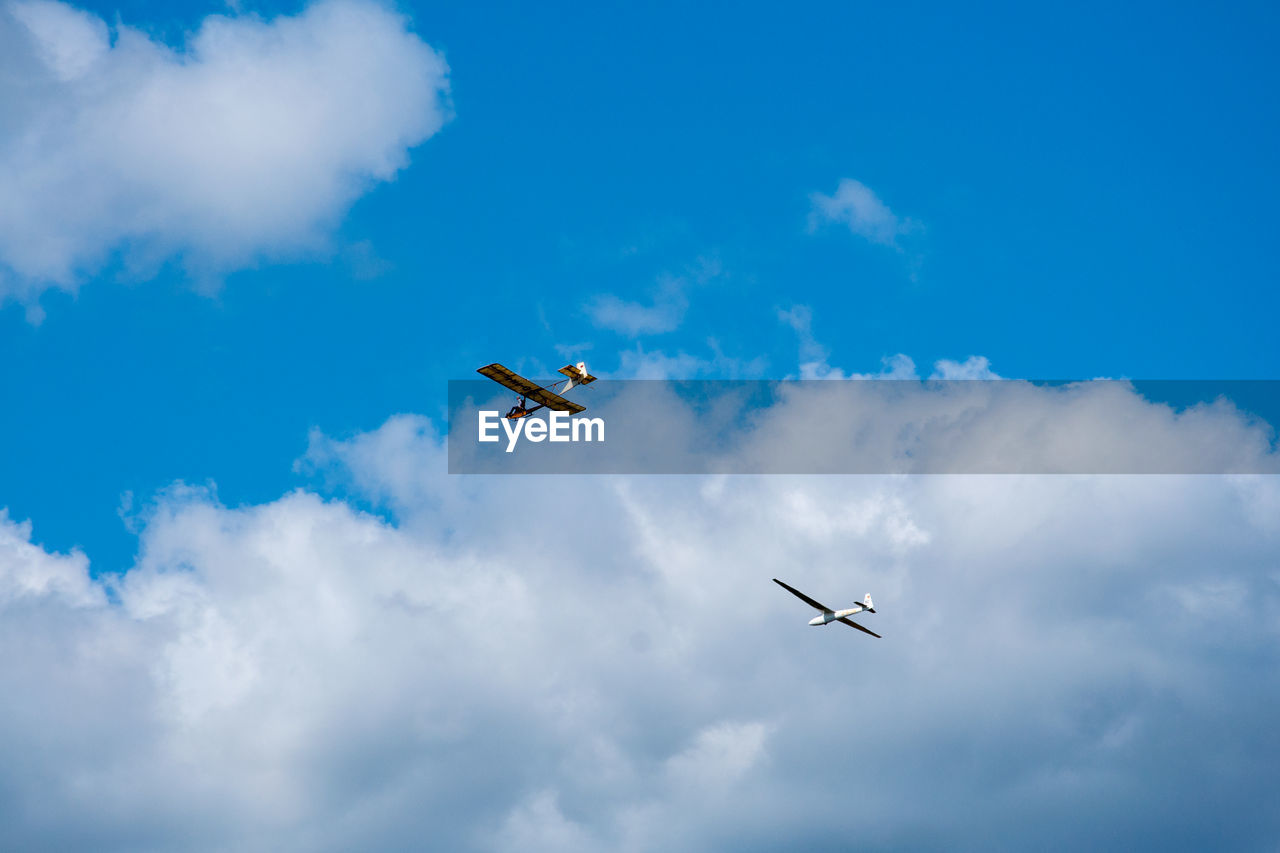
(781, 307, 1002, 381)
(809, 177, 913, 248)
(0, 0, 450, 313)
(931, 355, 1001, 379)
(488, 720, 772, 853)
(776, 305, 826, 367)
(9, 0, 106, 80)
(584, 256, 722, 337)
(729, 378, 1279, 475)
(611, 343, 766, 380)
(664, 720, 771, 791)
(1, 383, 1279, 848)
(492, 790, 598, 853)
(0, 508, 100, 606)
(800, 351, 918, 381)
(586, 274, 689, 336)
(778, 304, 918, 380)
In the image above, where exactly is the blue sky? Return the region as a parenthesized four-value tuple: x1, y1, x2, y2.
(4, 0, 1279, 568)
(4, 0, 1278, 574)
(1, 1, 1279, 848)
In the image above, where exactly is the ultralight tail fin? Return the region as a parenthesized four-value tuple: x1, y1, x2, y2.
(558, 361, 598, 392)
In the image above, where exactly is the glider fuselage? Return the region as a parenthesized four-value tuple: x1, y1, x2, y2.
(809, 605, 869, 626)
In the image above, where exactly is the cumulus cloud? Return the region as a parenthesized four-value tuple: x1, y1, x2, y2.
(1, 381, 1279, 848)
(611, 342, 767, 379)
(585, 274, 689, 336)
(584, 257, 722, 337)
(734, 379, 1279, 474)
(780, 304, 974, 381)
(0, 508, 99, 606)
(0, 0, 450, 314)
(931, 355, 1001, 379)
(809, 177, 914, 248)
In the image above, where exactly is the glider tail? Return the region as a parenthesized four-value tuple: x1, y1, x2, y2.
(864, 593, 875, 613)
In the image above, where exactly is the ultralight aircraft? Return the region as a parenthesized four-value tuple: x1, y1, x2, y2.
(477, 361, 597, 419)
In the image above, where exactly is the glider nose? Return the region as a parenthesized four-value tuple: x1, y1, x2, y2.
(808, 615, 825, 626)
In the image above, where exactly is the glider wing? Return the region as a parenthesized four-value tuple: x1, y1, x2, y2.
(836, 617, 882, 639)
(772, 578, 832, 613)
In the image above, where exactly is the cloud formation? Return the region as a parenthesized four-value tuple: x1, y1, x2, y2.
(0, 0, 450, 315)
(809, 177, 913, 248)
(584, 257, 722, 337)
(1, 384, 1279, 848)
(932, 354, 1001, 379)
(779, 304, 920, 380)
(585, 275, 688, 336)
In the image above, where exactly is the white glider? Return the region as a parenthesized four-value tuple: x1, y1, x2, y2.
(773, 578, 880, 638)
